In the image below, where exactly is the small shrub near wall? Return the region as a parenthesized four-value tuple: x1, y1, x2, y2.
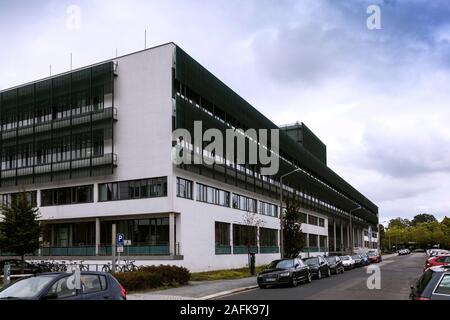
(113, 265, 191, 292)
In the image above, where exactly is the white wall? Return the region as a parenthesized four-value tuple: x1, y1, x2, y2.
(172, 169, 281, 271)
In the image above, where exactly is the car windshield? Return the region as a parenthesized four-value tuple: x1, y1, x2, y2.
(267, 260, 294, 269)
(325, 257, 335, 263)
(305, 258, 319, 265)
(351, 255, 360, 259)
(0, 275, 56, 299)
(340, 256, 350, 260)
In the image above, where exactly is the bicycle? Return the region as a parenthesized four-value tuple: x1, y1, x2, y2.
(122, 260, 138, 272)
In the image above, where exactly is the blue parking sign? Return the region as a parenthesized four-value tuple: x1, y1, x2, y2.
(117, 233, 125, 246)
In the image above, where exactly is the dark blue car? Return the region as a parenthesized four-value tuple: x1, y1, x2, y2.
(0, 272, 126, 300)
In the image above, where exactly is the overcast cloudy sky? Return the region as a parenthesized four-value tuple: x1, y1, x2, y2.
(1, 0, 449, 223)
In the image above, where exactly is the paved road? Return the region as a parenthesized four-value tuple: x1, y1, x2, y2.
(218, 253, 425, 300)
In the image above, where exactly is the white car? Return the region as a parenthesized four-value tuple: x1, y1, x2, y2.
(339, 255, 355, 270)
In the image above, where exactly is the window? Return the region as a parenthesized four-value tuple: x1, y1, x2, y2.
(177, 178, 193, 199)
(100, 218, 169, 245)
(434, 275, 450, 296)
(308, 234, 318, 247)
(215, 222, 230, 246)
(260, 228, 278, 247)
(299, 212, 307, 224)
(232, 194, 257, 212)
(320, 235, 327, 249)
(99, 177, 167, 201)
(308, 215, 318, 226)
(196, 183, 229, 207)
(233, 224, 257, 246)
(47, 276, 78, 299)
(1, 191, 37, 207)
(41, 185, 93, 206)
(259, 201, 278, 217)
(319, 218, 325, 227)
(81, 275, 107, 293)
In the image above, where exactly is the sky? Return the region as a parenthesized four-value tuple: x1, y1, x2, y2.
(0, 0, 449, 223)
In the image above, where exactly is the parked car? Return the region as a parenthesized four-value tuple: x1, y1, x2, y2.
(325, 256, 345, 274)
(424, 255, 450, 271)
(429, 250, 449, 257)
(410, 265, 450, 300)
(0, 272, 126, 300)
(257, 258, 312, 288)
(359, 253, 370, 266)
(367, 251, 382, 263)
(0, 259, 43, 275)
(303, 256, 331, 279)
(351, 255, 364, 267)
(398, 249, 408, 255)
(339, 255, 355, 270)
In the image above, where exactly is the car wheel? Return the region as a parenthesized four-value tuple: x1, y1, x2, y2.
(291, 277, 298, 287)
(317, 270, 322, 279)
(258, 284, 266, 289)
(307, 272, 312, 283)
(327, 268, 331, 277)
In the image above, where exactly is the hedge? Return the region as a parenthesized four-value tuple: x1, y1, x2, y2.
(113, 264, 191, 292)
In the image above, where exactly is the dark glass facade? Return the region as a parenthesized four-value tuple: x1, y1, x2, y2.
(98, 177, 168, 201)
(41, 185, 93, 206)
(0, 62, 116, 188)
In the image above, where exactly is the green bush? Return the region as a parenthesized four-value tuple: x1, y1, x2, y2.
(114, 264, 190, 292)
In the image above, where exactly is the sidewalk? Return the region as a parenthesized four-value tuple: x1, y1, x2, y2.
(127, 276, 258, 300)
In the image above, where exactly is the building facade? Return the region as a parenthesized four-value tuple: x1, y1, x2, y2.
(0, 43, 378, 271)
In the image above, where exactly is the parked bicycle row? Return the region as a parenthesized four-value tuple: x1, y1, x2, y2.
(0, 258, 141, 276)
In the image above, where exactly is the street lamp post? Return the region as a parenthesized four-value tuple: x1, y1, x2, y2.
(349, 206, 362, 254)
(280, 167, 301, 258)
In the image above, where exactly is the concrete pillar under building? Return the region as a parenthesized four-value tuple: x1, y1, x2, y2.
(347, 225, 352, 249)
(340, 222, 344, 253)
(95, 218, 101, 256)
(169, 213, 176, 256)
(333, 220, 337, 253)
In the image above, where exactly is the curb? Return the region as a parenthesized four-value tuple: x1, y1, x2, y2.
(200, 285, 259, 300)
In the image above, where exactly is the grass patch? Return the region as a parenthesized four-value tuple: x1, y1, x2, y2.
(190, 266, 266, 282)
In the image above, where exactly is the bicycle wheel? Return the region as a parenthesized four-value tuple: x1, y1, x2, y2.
(102, 265, 111, 273)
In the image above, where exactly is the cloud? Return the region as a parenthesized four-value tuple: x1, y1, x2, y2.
(0, 0, 449, 222)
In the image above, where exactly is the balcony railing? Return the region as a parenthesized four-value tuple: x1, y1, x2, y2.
(1, 242, 175, 257)
(215, 245, 232, 255)
(1, 107, 117, 141)
(1, 153, 117, 179)
(259, 246, 280, 254)
(233, 246, 259, 254)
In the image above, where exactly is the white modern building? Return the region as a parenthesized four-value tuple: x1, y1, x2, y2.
(0, 43, 378, 272)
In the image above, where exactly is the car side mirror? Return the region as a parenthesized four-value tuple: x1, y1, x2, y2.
(294, 263, 300, 268)
(43, 292, 58, 300)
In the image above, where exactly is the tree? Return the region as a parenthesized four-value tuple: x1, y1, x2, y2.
(283, 200, 305, 258)
(411, 213, 437, 226)
(0, 192, 42, 272)
(388, 218, 410, 229)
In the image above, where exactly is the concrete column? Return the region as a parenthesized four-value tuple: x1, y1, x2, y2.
(51, 225, 55, 246)
(95, 218, 101, 256)
(340, 222, 344, 253)
(347, 225, 350, 252)
(69, 225, 73, 247)
(317, 234, 320, 252)
(169, 213, 176, 256)
(333, 220, 337, 253)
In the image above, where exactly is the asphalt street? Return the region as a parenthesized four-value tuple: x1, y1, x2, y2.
(218, 253, 425, 300)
